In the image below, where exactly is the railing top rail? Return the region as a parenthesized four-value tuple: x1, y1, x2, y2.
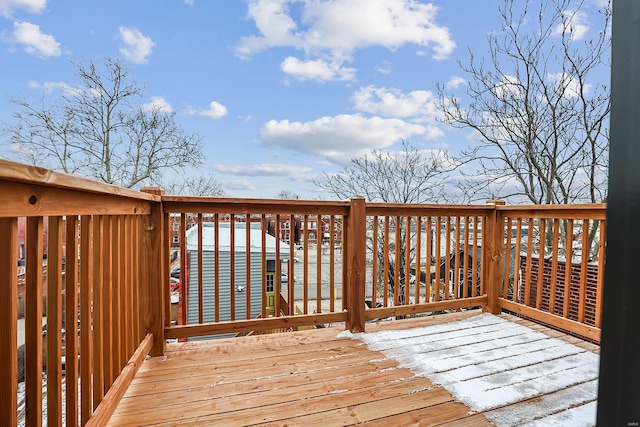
(365, 203, 495, 217)
(0, 159, 158, 202)
(497, 203, 606, 220)
(162, 196, 350, 215)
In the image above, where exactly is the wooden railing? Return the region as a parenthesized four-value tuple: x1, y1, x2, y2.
(161, 196, 351, 339)
(494, 204, 606, 342)
(160, 199, 502, 338)
(0, 160, 163, 426)
(0, 159, 606, 425)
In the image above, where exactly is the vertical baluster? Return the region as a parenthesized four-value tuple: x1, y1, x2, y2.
(246, 213, 252, 320)
(415, 216, 422, 304)
(0, 217, 18, 426)
(65, 215, 79, 427)
(47, 216, 63, 426)
(92, 216, 104, 409)
(549, 219, 560, 315)
(197, 214, 204, 324)
(80, 215, 94, 425)
(578, 219, 590, 323)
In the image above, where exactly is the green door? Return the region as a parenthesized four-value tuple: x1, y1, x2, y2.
(266, 273, 275, 314)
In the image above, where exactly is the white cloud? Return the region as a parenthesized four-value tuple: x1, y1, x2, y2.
(184, 101, 228, 119)
(352, 85, 438, 118)
(553, 10, 589, 41)
(235, 0, 300, 58)
(280, 56, 356, 82)
(28, 80, 82, 96)
(591, 0, 610, 8)
(376, 60, 391, 75)
(8, 141, 36, 156)
(260, 114, 426, 163)
(183, 0, 195, 6)
(548, 72, 592, 98)
(236, 0, 456, 81)
(494, 75, 523, 100)
(10, 21, 60, 57)
(213, 163, 313, 177)
(223, 179, 256, 191)
(423, 125, 444, 140)
(142, 96, 173, 113)
(183, 105, 198, 116)
(0, 0, 46, 18)
(197, 101, 228, 119)
(446, 75, 465, 90)
(118, 26, 155, 64)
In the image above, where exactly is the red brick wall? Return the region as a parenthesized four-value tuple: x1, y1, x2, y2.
(518, 256, 599, 326)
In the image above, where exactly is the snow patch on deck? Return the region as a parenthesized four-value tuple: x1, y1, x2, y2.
(350, 313, 598, 427)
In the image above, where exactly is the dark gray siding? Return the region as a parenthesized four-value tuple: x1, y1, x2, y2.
(186, 250, 274, 339)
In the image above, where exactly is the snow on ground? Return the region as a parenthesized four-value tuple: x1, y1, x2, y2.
(345, 313, 599, 427)
(17, 376, 70, 427)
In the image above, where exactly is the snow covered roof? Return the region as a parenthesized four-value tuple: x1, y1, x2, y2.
(185, 221, 290, 254)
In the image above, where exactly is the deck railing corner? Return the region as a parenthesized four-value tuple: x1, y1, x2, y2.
(140, 187, 167, 357)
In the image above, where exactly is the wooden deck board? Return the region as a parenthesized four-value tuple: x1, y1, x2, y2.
(359, 401, 491, 427)
(107, 310, 599, 427)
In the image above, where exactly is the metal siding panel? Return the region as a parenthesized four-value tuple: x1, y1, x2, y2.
(187, 250, 274, 339)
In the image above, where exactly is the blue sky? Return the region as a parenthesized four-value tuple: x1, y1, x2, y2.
(0, 0, 610, 199)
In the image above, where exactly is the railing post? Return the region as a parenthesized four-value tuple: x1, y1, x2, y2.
(346, 197, 366, 332)
(0, 218, 18, 427)
(484, 200, 505, 314)
(141, 188, 166, 356)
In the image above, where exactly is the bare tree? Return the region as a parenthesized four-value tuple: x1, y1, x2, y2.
(316, 141, 453, 204)
(316, 141, 454, 311)
(277, 190, 300, 200)
(3, 57, 204, 188)
(437, 0, 610, 206)
(163, 175, 225, 196)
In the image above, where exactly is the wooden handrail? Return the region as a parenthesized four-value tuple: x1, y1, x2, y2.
(0, 159, 158, 201)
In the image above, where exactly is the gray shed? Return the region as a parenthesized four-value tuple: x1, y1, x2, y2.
(185, 221, 289, 336)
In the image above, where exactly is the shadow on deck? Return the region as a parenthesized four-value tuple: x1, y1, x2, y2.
(108, 310, 599, 426)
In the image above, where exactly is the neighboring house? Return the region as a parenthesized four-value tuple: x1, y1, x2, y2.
(184, 221, 290, 338)
(298, 215, 343, 246)
(267, 213, 299, 246)
(169, 213, 210, 249)
(17, 217, 50, 276)
(264, 214, 343, 247)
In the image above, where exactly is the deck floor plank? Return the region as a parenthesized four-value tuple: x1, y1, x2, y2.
(132, 341, 370, 381)
(122, 348, 393, 397)
(116, 363, 415, 413)
(256, 387, 456, 427)
(359, 401, 492, 427)
(107, 310, 599, 427)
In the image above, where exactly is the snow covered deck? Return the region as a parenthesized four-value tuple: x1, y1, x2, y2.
(107, 310, 599, 426)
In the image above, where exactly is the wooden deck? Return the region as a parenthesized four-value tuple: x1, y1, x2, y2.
(107, 310, 600, 426)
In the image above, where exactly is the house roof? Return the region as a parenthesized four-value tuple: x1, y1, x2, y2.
(186, 221, 290, 255)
